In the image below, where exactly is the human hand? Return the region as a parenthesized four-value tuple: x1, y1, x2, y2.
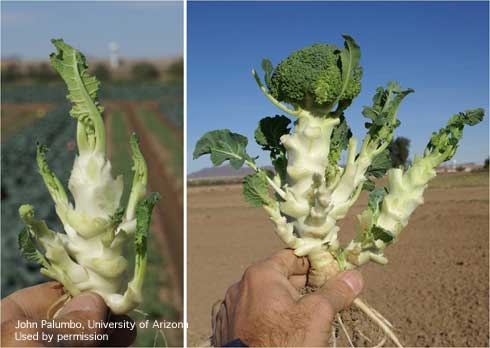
(212, 249, 364, 347)
(1, 282, 136, 347)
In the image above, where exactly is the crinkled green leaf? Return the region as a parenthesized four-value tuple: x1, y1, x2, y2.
(50, 39, 105, 152)
(243, 171, 273, 207)
(368, 187, 387, 214)
(110, 207, 125, 227)
(254, 115, 291, 182)
(194, 129, 253, 169)
(362, 178, 376, 191)
(329, 114, 352, 165)
(371, 225, 395, 243)
(18, 227, 50, 268)
(365, 149, 392, 178)
(463, 108, 485, 126)
(363, 82, 413, 140)
(254, 115, 290, 151)
(36, 144, 68, 205)
(135, 193, 160, 257)
(425, 108, 485, 163)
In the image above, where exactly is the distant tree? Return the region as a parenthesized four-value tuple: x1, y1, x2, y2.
(131, 62, 160, 81)
(456, 166, 465, 172)
(27, 63, 57, 82)
(92, 64, 111, 81)
(1, 63, 22, 83)
(388, 136, 411, 168)
(484, 157, 489, 170)
(166, 58, 183, 80)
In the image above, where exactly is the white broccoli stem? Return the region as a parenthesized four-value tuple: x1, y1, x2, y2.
(279, 113, 339, 224)
(328, 136, 379, 219)
(307, 246, 340, 288)
(376, 155, 437, 235)
(263, 201, 339, 287)
(68, 151, 123, 220)
(264, 204, 302, 249)
(266, 113, 345, 287)
(51, 150, 142, 312)
(62, 224, 128, 294)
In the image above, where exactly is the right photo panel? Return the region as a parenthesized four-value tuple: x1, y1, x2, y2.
(187, 1, 489, 348)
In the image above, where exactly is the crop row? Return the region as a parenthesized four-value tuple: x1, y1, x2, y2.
(2, 81, 182, 103)
(1, 105, 76, 295)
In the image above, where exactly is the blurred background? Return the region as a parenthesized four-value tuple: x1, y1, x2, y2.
(187, 2, 489, 347)
(1, 1, 183, 346)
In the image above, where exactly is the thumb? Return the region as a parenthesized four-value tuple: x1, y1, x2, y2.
(316, 270, 364, 314)
(57, 292, 107, 320)
(48, 292, 108, 347)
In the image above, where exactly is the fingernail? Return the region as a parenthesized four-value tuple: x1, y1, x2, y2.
(60, 293, 104, 315)
(339, 271, 363, 296)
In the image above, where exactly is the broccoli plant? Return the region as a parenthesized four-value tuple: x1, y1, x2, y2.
(18, 39, 159, 315)
(194, 34, 484, 346)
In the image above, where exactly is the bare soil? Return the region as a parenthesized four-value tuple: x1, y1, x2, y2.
(187, 181, 489, 347)
(126, 104, 184, 294)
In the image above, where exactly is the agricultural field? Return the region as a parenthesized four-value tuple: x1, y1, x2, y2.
(187, 172, 489, 347)
(1, 81, 183, 346)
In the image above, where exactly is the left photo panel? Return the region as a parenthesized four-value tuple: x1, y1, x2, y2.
(1, 1, 184, 347)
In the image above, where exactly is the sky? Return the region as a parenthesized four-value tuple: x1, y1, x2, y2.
(188, 1, 489, 173)
(1, 1, 183, 59)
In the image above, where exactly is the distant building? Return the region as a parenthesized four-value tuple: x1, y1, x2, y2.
(108, 42, 119, 69)
(436, 162, 482, 173)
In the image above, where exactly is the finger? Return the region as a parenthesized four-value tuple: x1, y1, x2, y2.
(1, 320, 43, 347)
(289, 274, 308, 290)
(2, 282, 64, 322)
(47, 292, 108, 347)
(105, 314, 136, 347)
(211, 300, 226, 347)
(262, 249, 309, 278)
(218, 302, 228, 346)
(316, 271, 363, 313)
(224, 283, 239, 308)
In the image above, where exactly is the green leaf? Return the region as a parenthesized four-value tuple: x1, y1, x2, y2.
(110, 207, 125, 227)
(254, 115, 291, 149)
(365, 149, 392, 178)
(18, 227, 50, 268)
(329, 114, 352, 165)
(129, 133, 148, 186)
(135, 193, 160, 257)
(371, 225, 395, 243)
(363, 82, 413, 140)
(242, 171, 273, 207)
(126, 133, 149, 220)
(193, 129, 253, 170)
(368, 187, 387, 214)
(261, 58, 273, 90)
(254, 115, 291, 182)
(339, 34, 361, 101)
(463, 108, 484, 126)
(425, 108, 485, 163)
(50, 39, 105, 153)
(362, 178, 375, 191)
(36, 144, 68, 205)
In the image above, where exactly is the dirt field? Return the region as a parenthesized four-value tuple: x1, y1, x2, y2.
(187, 173, 489, 347)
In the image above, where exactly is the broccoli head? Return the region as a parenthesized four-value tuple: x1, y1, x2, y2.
(261, 35, 362, 115)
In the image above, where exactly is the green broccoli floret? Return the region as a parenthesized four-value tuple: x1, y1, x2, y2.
(270, 43, 361, 109)
(255, 35, 362, 116)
